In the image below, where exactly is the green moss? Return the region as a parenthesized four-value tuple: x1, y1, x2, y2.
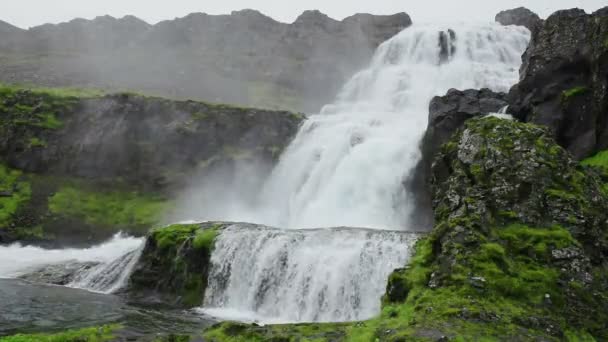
(32, 112, 63, 129)
(562, 87, 589, 101)
(0, 325, 120, 342)
(151, 224, 201, 250)
(581, 150, 608, 171)
(28, 137, 47, 148)
(0, 83, 105, 98)
(48, 186, 168, 230)
(0, 164, 31, 227)
(193, 226, 220, 251)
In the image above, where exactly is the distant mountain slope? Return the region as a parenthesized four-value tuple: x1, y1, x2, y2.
(0, 10, 411, 112)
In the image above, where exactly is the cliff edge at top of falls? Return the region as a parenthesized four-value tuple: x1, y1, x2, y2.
(203, 118, 608, 341)
(0, 10, 411, 113)
(0, 85, 303, 246)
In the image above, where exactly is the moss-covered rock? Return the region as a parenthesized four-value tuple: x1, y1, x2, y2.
(126, 222, 224, 308)
(203, 117, 608, 341)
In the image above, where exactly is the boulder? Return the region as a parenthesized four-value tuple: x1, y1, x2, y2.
(125, 222, 225, 308)
(508, 8, 608, 160)
(495, 7, 542, 32)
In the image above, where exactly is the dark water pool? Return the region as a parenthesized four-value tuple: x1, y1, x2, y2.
(0, 279, 216, 337)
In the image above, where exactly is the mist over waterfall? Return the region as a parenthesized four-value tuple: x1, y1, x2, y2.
(177, 23, 530, 230)
(200, 224, 418, 323)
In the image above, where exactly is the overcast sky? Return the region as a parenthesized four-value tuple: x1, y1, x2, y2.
(1, 0, 606, 29)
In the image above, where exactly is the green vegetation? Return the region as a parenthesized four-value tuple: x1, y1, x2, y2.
(193, 225, 220, 250)
(0, 164, 31, 227)
(28, 137, 47, 148)
(152, 223, 201, 250)
(0, 325, 120, 342)
(0, 83, 105, 99)
(48, 186, 168, 229)
(562, 86, 589, 101)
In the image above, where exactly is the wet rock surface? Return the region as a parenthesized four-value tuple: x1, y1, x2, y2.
(508, 7, 608, 160)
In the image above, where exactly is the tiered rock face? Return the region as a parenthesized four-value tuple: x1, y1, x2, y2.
(495, 7, 542, 32)
(0, 11, 411, 113)
(508, 8, 608, 160)
(0, 85, 302, 246)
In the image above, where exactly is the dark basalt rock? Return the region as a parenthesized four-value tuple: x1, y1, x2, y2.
(405, 88, 507, 229)
(508, 7, 608, 160)
(495, 7, 542, 32)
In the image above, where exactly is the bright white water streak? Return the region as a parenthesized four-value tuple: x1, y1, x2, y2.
(200, 224, 419, 323)
(0, 233, 144, 293)
(190, 23, 530, 230)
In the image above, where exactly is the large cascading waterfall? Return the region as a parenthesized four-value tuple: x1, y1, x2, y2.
(0, 23, 531, 326)
(187, 23, 531, 230)
(200, 224, 419, 323)
(0, 233, 144, 294)
(192, 23, 530, 323)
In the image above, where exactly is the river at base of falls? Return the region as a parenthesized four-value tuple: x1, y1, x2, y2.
(0, 279, 216, 337)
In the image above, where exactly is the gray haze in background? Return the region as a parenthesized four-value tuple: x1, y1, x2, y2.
(2, 0, 606, 28)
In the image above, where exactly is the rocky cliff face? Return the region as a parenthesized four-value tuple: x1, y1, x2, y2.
(495, 7, 542, 32)
(406, 88, 508, 228)
(0, 85, 302, 246)
(508, 8, 608, 160)
(0, 11, 411, 113)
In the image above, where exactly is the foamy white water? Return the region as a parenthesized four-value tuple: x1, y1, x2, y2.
(0, 233, 143, 293)
(186, 23, 530, 230)
(200, 224, 418, 323)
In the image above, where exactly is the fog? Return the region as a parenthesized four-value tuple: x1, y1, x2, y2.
(2, 0, 606, 28)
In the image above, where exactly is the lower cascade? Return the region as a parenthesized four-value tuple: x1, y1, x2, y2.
(0, 234, 144, 294)
(200, 225, 419, 323)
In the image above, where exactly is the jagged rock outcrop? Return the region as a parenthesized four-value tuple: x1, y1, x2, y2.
(508, 7, 608, 160)
(0, 11, 411, 113)
(406, 88, 508, 228)
(126, 222, 225, 308)
(0, 86, 302, 246)
(495, 7, 542, 32)
(387, 117, 608, 340)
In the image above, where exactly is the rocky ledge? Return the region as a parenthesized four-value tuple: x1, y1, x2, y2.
(0, 85, 303, 246)
(495, 7, 542, 32)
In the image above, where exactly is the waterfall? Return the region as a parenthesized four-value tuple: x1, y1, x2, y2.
(0, 233, 144, 294)
(183, 23, 530, 230)
(200, 224, 418, 323)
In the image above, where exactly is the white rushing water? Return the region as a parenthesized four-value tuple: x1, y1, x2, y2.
(200, 224, 418, 323)
(0, 233, 144, 294)
(182, 23, 530, 230)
